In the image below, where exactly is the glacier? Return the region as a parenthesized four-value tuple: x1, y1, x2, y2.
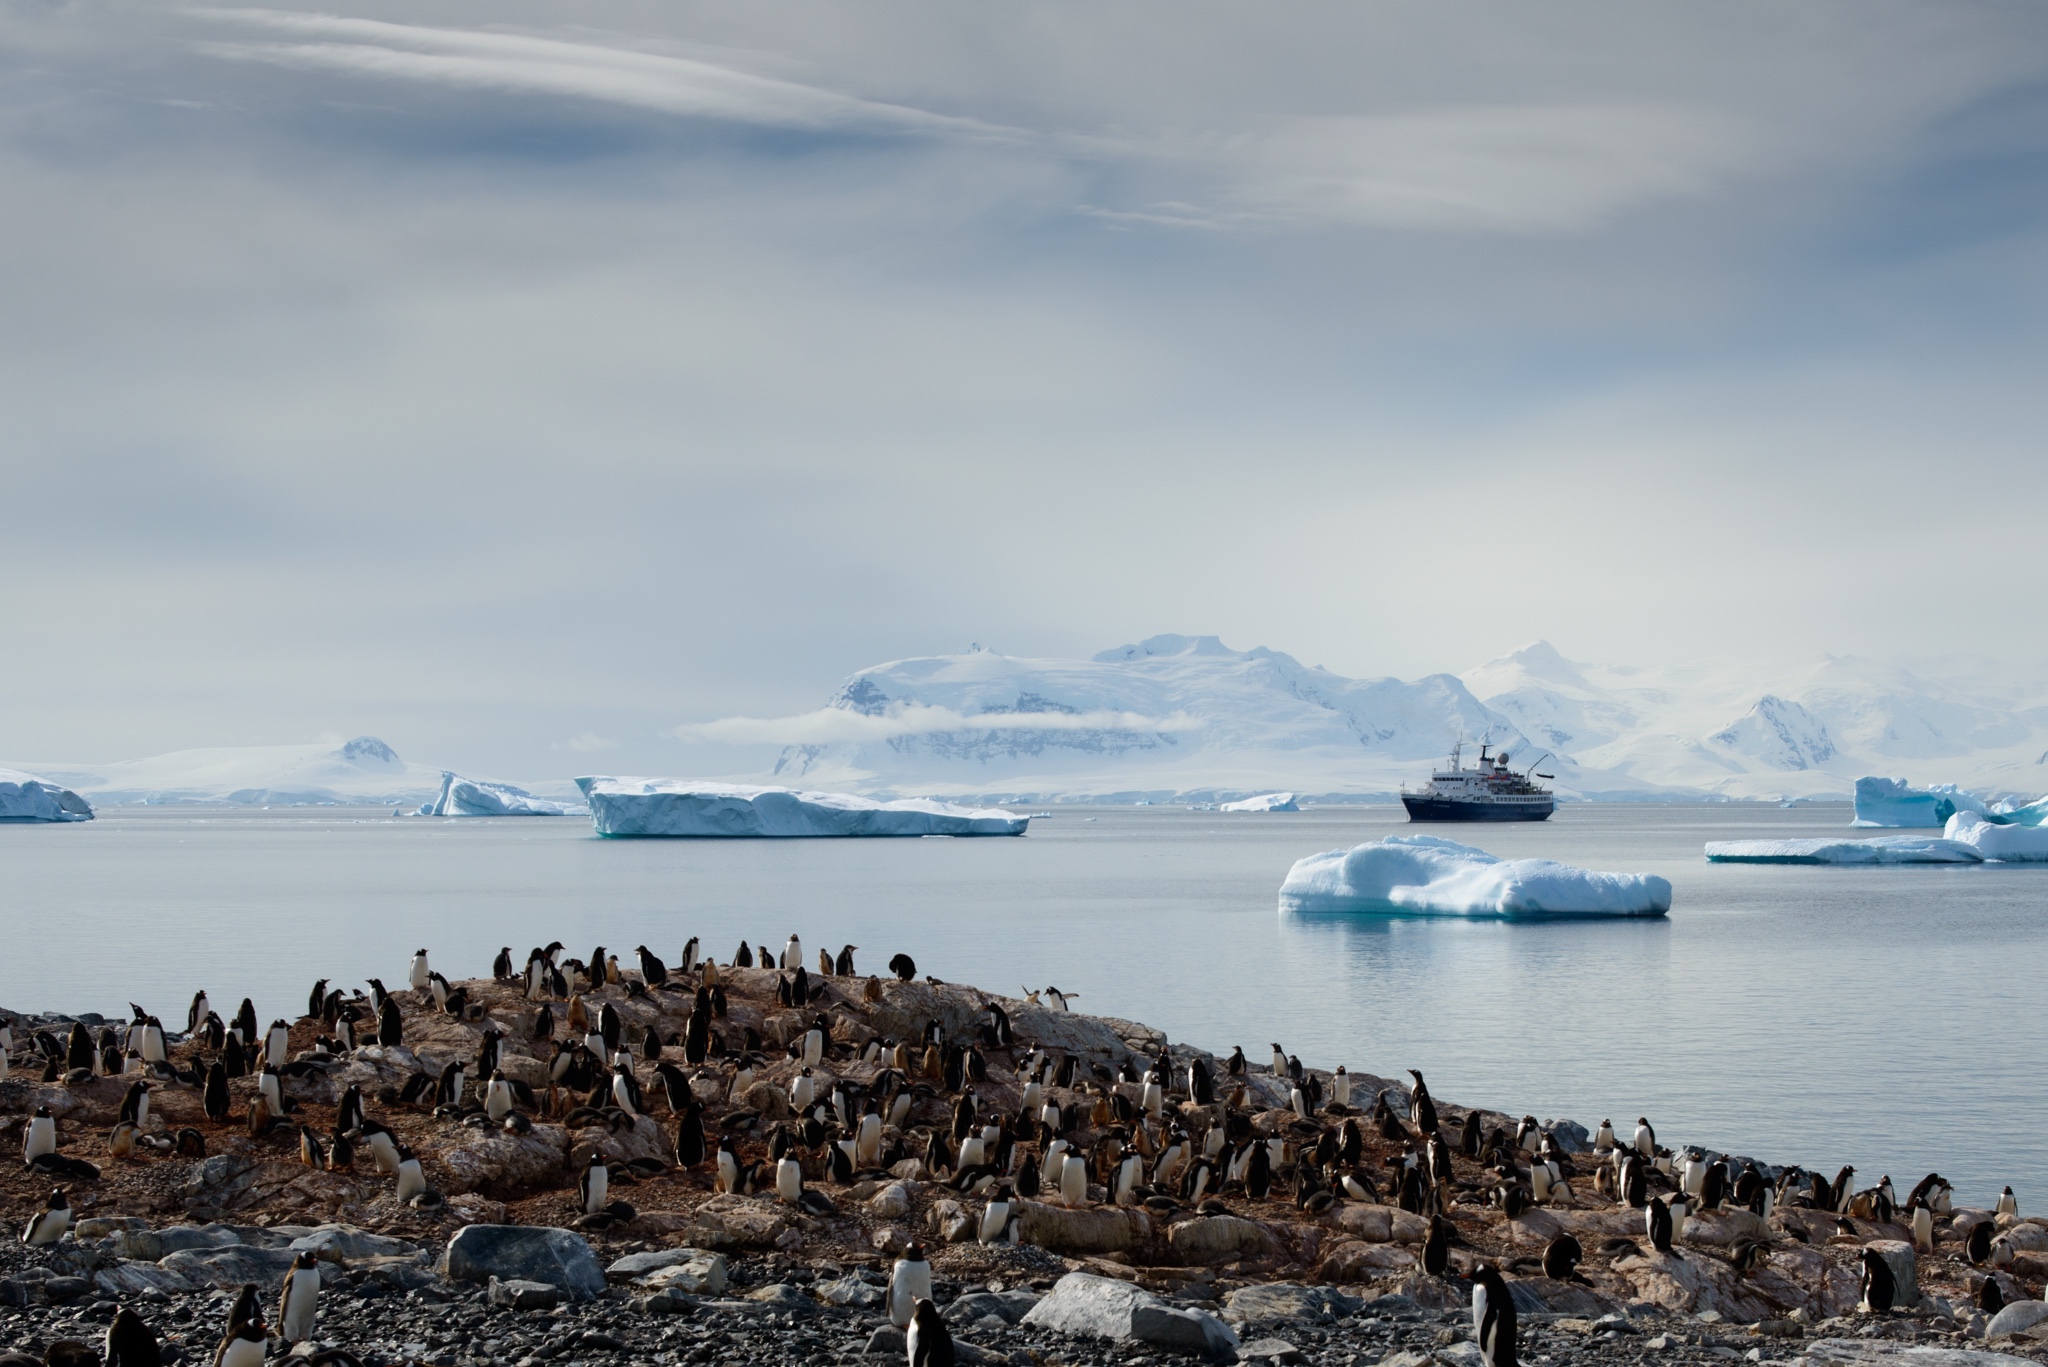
(1852, 776, 2048, 828)
(0, 768, 95, 823)
(419, 772, 586, 818)
(576, 778, 1030, 838)
(1277, 835, 1671, 917)
(1221, 792, 1299, 812)
(1704, 811, 2048, 864)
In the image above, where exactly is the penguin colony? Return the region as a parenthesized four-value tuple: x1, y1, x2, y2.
(2, 936, 2040, 1366)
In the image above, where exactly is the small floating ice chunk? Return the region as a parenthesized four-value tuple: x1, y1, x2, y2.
(1278, 835, 1670, 917)
(1704, 835, 1980, 864)
(574, 777, 1030, 838)
(418, 772, 585, 817)
(0, 768, 95, 823)
(1221, 792, 1299, 813)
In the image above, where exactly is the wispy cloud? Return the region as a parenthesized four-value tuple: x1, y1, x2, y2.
(188, 9, 1024, 141)
(552, 732, 617, 753)
(671, 704, 1200, 746)
(184, 11, 1747, 235)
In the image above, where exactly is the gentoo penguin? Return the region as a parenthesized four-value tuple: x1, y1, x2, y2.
(715, 1137, 741, 1194)
(213, 1314, 267, 1367)
(297, 1126, 326, 1170)
(835, 945, 857, 976)
(1646, 1196, 1675, 1255)
(636, 946, 667, 986)
(1860, 1247, 1896, 1313)
(258, 1065, 287, 1116)
(1542, 1232, 1584, 1282)
(889, 1243, 933, 1328)
(782, 934, 803, 971)
(484, 1071, 514, 1122)
(493, 947, 515, 982)
(733, 942, 754, 968)
(776, 1155, 803, 1204)
(1910, 1204, 1934, 1252)
(187, 991, 211, 1036)
(1043, 986, 1072, 1011)
(1423, 1215, 1450, 1276)
(579, 1152, 609, 1214)
(234, 998, 258, 1047)
(22, 1187, 71, 1245)
(1471, 1264, 1518, 1367)
(1112, 1151, 1143, 1206)
(679, 937, 701, 974)
(1060, 1153, 1090, 1207)
(1997, 1186, 2019, 1218)
(1593, 1118, 1614, 1151)
(611, 1063, 641, 1116)
(906, 1296, 955, 1367)
(408, 949, 431, 993)
(789, 1067, 816, 1110)
(1620, 1154, 1648, 1209)
(1331, 1066, 1351, 1109)
(377, 996, 403, 1047)
(674, 1102, 707, 1168)
(204, 1065, 231, 1122)
(363, 1122, 400, 1175)
(1269, 1042, 1288, 1074)
(103, 1307, 161, 1367)
(277, 1249, 320, 1343)
(1978, 1275, 2006, 1314)
(889, 953, 917, 982)
(23, 1105, 57, 1163)
(1830, 1165, 1857, 1213)
(436, 1060, 466, 1109)
(336, 1084, 364, 1136)
(264, 1020, 289, 1068)
(1246, 1139, 1272, 1200)
(1408, 1071, 1438, 1133)
(138, 1016, 167, 1064)
(394, 1145, 426, 1202)
(1633, 1117, 1655, 1158)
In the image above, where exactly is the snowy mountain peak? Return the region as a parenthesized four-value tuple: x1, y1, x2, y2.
(1092, 634, 1239, 663)
(339, 736, 402, 769)
(1707, 695, 1838, 771)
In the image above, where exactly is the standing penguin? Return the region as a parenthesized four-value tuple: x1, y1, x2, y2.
(1633, 1117, 1655, 1158)
(214, 1314, 267, 1367)
(1997, 1186, 2019, 1218)
(1059, 1153, 1089, 1207)
(1423, 1214, 1450, 1276)
(1408, 1071, 1438, 1134)
(203, 1064, 231, 1122)
(782, 934, 803, 971)
(1860, 1247, 1896, 1314)
(776, 1155, 804, 1205)
(103, 1307, 161, 1367)
(23, 1105, 57, 1163)
(1593, 1119, 1614, 1151)
(265, 1020, 290, 1068)
(907, 1297, 955, 1367)
(674, 1101, 707, 1168)
(611, 1062, 642, 1116)
(1647, 1196, 1675, 1255)
(22, 1187, 71, 1245)
(890, 1243, 933, 1329)
(1471, 1264, 1518, 1367)
(408, 949, 431, 993)
(484, 1071, 514, 1122)
(277, 1249, 320, 1343)
(394, 1145, 426, 1203)
(835, 945, 857, 976)
(579, 1152, 609, 1214)
(377, 996, 403, 1047)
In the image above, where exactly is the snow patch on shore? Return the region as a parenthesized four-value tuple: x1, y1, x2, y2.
(1278, 835, 1671, 917)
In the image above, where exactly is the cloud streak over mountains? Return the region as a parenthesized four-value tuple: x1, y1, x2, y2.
(670, 704, 1199, 747)
(189, 8, 1746, 233)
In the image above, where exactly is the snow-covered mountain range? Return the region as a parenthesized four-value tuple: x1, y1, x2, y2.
(6, 736, 449, 807)
(747, 635, 2048, 802)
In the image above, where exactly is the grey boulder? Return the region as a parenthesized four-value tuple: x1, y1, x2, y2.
(158, 1246, 300, 1292)
(1023, 1272, 1240, 1361)
(441, 1225, 606, 1298)
(1223, 1283, 1360, 1324)
(1985, 1301, 2048, 1340)
(1798, 1340, 2039, 1366)
(488, 1277, 561, 1311)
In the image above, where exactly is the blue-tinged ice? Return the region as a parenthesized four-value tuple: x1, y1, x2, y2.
(1221, 792, 1299, 812)
(1704, 835, 1980, 864)
(418, 772, 586, 818)
(1278, 835, 1671, 917)
(575, 778, 1030, 838)
(1852, 776, 2048, 828)
(0, 768, 95, 822)
(1944, 811, 2048, 861)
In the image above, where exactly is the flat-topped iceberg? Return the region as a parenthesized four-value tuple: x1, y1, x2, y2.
(1278, 835, 1671, 917)
(1853, 776, 2048, 828)
(1221, 792, 1299, 812)
(575, 778, 1029, 838)
(0, 768, 95, 823)
(419, 772, 585, 818)
(1707, 811, 2048, 864)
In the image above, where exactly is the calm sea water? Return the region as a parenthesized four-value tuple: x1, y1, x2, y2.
(5, 804, 2042, 1205)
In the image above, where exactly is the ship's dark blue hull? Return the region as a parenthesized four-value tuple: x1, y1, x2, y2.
(1401, 795, 1554, 822)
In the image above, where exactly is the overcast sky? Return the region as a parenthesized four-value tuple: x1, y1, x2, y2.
(5, 0, 2047, 775)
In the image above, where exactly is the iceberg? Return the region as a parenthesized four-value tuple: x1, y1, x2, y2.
(1851, 776, 2048, 828)
(1278, 835, 1671, 917)
(1944, 810, 2048, 861)
(575, 778, 1030, 838)
(0, 768, 95, 823)
(419, 772, 586, 818)
(1221, 792, 1299, 812)
(1704, 835, 1980, 864)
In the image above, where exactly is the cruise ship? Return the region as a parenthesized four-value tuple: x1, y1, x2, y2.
(1400, 742, 1555, 822)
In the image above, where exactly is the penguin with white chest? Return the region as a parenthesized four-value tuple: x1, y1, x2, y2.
(889, 1243, 933, 1328)
(22, 1187, 71, 1246)
(277, 1248, 321, 1343)
(23, 1104, 57, 1163)
(907, 1296, 955, 1367)
(1471, 1264, 1518, 1367)
(580, 1152, 609, 1214)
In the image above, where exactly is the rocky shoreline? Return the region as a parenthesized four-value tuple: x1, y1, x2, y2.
(3, 948, 2046, 1366)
